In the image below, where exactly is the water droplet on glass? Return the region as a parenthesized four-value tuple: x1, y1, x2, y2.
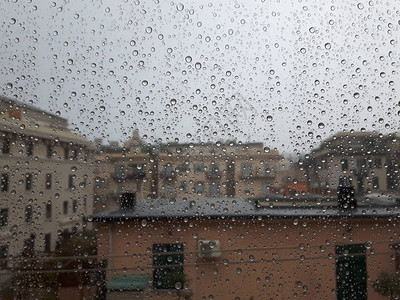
(195, 62, 202, 70)
(318, 122, 325, 129)
(67, 59, 73, 65)
(185, 56, 192, 63)
(145, 27, 152, 34)
(176, 3, 184, 11)
(324, 43, 331, 50)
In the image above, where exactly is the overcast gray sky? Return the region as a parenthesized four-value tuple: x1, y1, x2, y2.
(1, 0, 399, 154)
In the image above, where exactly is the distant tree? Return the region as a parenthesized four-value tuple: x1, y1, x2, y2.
(372, 271, 400, 300)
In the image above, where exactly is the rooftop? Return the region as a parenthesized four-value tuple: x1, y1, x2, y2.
(93, 195, 400, 222)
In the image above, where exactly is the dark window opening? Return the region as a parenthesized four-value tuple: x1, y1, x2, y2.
(2, 138, 10, 154)
(72, 200, 77, 213)
(44, 233, 51, 253)
(25, 173, 32, 191)
(0, 246, 8, 269)
(47, 145, 53, 158)
(46, 202, 52, 219)
(1, 174, 8, 192)
(68, 175, 75, 189)
(45, 173, 52, 189)
(63, 201, 68, 215)
(0, 209, 8, 227)
(26, 140, 33, 156)
(153, 243, 184, 290)
(64, 147, 69, 160)
(336, 244, 367, 300)
(25, 206, 32, 223)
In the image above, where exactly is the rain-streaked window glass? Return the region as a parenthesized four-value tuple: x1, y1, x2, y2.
(1, 0, 400, 299)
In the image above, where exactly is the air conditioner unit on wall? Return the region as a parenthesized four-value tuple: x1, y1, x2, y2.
(198, 240, 221, 258)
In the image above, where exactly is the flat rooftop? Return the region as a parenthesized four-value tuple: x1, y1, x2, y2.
(93, 195, 400, 222)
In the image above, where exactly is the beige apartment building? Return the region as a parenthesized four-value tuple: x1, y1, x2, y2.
(0, 97, 94, 259)
(306, 131, 389, 195)
(93, 131, 285, 212)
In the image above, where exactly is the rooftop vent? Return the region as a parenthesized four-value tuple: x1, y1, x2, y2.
(118, 192, 136, 210)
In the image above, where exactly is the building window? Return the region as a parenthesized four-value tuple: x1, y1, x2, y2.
(241, 163, 253, 178)
(194, 163, 204, 173)
(208, 163, 220, 177)
(336, 244, 367, 299)
(23, 235, 35, 255)
(2, 138, 10, 154)
(0, 209, 8, 227)
(178, 163, 189, 173)
(47, 145, 53, 158)
(44, 233, 51, 253)
(194, 181, 205, 194)
(63, 201, 68, 215)
(153, 243, 184, 290)
(25, 173, 32, 191)
(25, 206, 32, 223)
(72, 148, 78, 160)
(244, 182, 251, 194)
(162, 183, 176, 198)
(26, 140, 33, 156)
(64, 147, 69, 160)
(72, 200, 78, 213)
(339, 176, 353, 187)
(45, 174, 52, 189)
(68, 175, 75, 189)
(264, 163, 271, 177)
(114, 165, 126, 180)
(374, 158, 382, 169)
(209, 182, 220, 197)
(341, 158, 348, 171)
(162, 163, 174, 176)
(262, 182, 272, 195)
(373, 177, 379, 189)
(1, 174, 8, 192)
(46, 202, 52, 219)
(179, 181, 188, 192)
(357, 158, 367, 169)
(0, 246, 8, 269)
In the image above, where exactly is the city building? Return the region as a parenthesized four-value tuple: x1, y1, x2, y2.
(305, 131, 389, 195)
(0, 96, 94, 258)
(93, 132, 285, 212)
(94, 194, 400, 299)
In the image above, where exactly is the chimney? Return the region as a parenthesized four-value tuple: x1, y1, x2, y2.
(337, 185, 356, 209)
(118, 192, 136, 210)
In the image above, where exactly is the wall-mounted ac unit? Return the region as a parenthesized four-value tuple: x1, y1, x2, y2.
(198, 240, 221, 258)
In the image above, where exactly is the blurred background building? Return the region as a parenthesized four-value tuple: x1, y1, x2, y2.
(0, 96, 94, 258)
